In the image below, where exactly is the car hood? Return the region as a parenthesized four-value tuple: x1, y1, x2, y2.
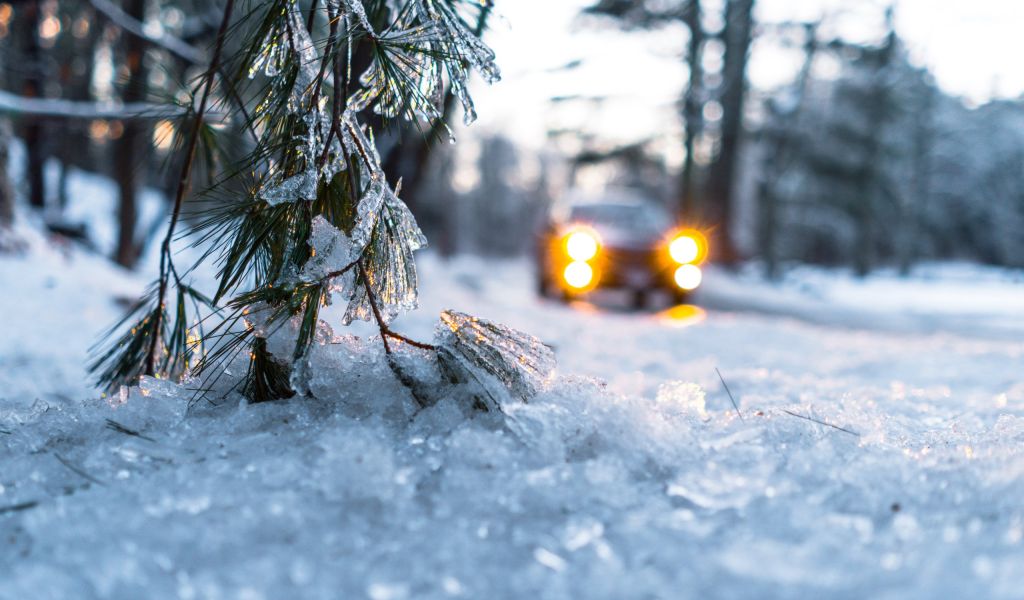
(590, 224, 663, 251)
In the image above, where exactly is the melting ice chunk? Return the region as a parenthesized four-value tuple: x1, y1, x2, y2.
(433, 310, 556, 408)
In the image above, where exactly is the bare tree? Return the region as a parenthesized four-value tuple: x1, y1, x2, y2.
(15, 1, 47, 209)
(679, 0, 703, 219)
(0, 118, 13, 228)
(112, 0, 152, 267)
(756, 22, 819, 279)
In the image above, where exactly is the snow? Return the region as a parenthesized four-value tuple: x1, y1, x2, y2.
(4, 208, 1024, 597)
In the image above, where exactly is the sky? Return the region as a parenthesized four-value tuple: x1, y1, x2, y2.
(455, 0, 1024, 152)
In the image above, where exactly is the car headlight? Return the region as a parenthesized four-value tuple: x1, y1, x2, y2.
(565, 230, 599, 262)
(669, 235, 700, 264)
(673, 264, 702, 290)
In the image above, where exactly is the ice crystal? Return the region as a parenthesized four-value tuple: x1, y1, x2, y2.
(349, 0, 501, 126)
(433, 310, 556, 409)
(301, 216, 355, 283)
(254, 2, 347, 206)
(342, 179, 427, 325)
(340, 111, 382, 171)
(261, 170, 319, 206)
(347, 25, 446, 124)
(332, 0, 377, 37)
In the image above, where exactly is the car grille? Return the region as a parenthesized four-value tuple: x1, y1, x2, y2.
(606, 247, 656, 268)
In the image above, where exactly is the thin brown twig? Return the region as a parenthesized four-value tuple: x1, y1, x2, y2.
(359, 261, 391, 354)
(356, 261, 435, 353)
(339, 119, 376, 172)
(383, 330, 435, 351)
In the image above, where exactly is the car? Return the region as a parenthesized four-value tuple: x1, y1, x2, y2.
(535, 193, 708, 308)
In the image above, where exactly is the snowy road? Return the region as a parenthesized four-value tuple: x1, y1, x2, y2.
(3, 243, 1024, 599)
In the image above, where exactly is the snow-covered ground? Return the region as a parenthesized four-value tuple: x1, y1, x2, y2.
(3, 209, 1024, 598)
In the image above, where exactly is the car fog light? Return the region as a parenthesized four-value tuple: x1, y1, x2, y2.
(674, 264, 702, 290)
(563, 261, 594, 289)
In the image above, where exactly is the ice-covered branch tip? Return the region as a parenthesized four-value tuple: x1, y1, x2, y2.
(434, 310, 556, 408)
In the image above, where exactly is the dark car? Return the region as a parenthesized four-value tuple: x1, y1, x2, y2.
(535, 195, 708, 308)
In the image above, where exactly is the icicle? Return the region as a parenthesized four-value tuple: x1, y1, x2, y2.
(331, 0, 377, 37)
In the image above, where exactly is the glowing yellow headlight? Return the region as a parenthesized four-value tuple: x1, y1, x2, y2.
(565, 230, 599, 262)
(563, 261, 594, 289)
(674, 264, 703, 290)
(669, 235, 700, 264)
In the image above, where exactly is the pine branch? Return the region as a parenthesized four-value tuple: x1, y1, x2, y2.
(146, 0, 237, 377)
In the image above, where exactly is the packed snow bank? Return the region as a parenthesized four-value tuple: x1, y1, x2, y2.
(698, 262, 1024, 339)
(3, 332, 1024, 598)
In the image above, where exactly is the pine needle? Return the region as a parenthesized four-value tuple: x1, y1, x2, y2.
(0, 500, 38, 515)
(105, 419, 157, 443)
(781, 409, 860, 437)
(54, 453, 106, 486)
(715, 367, 743, 420)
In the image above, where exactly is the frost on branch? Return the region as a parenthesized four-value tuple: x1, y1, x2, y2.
(433, 310, 556, 411)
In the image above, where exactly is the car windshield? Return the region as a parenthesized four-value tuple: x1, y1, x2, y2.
(569, 203, 669, 236)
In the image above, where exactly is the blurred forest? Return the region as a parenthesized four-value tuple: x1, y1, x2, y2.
(1, 0, 1023, 277)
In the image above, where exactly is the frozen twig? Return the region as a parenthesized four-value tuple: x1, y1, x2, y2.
(357, 261, 436, 354)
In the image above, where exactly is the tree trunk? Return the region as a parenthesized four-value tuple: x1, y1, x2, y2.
(56, 5, 102, 210)
(705, 0, 754, 264)
(0, 118, 13, 227)
(679, 0, 703, 221)
(17, 1, 46, 209)
(114, 0, 150, 267)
